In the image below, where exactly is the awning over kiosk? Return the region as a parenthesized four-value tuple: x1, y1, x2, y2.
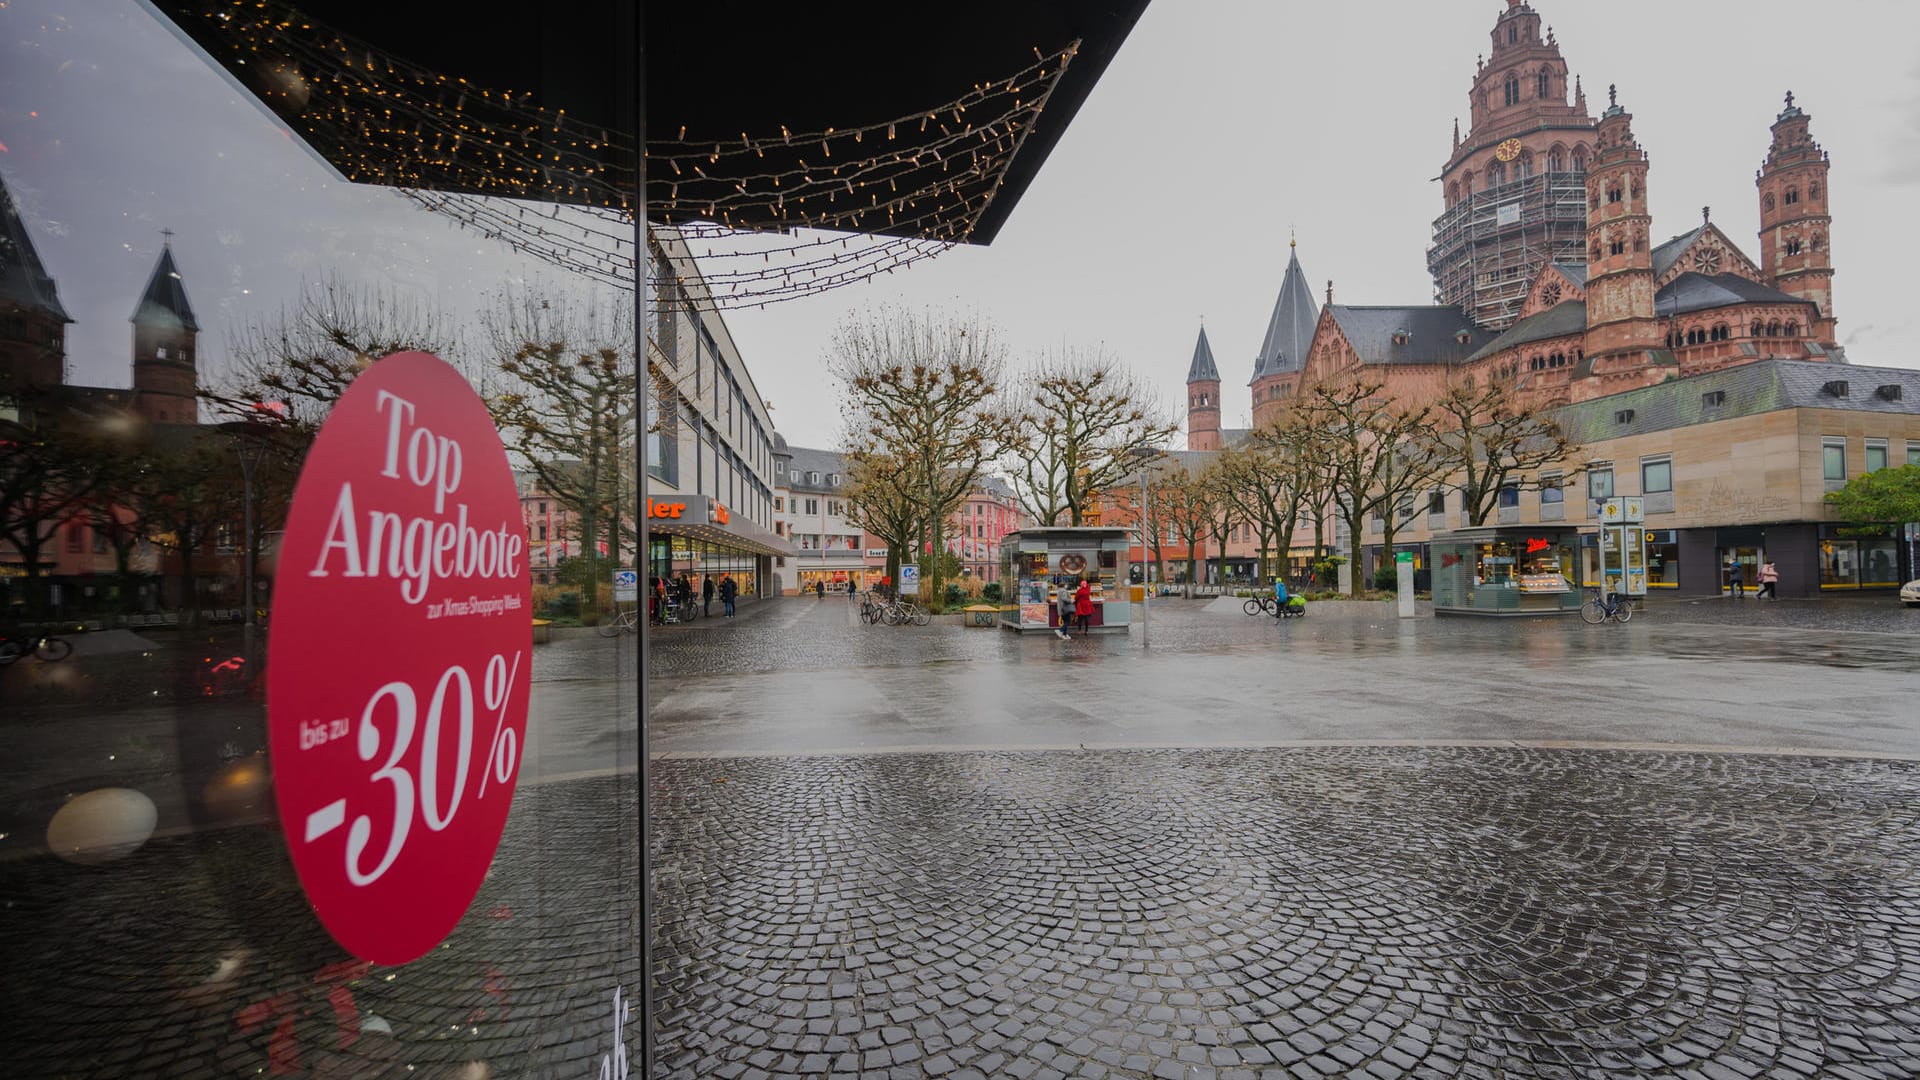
(644, 493, 792, 558)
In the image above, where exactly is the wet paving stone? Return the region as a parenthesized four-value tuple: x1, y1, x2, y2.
(653, 746, 1920, 1079)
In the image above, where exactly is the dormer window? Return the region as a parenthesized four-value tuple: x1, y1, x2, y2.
(1455, 330, 1472, 345)
(1614, 409, 1635, 425)
(1391, 329, 1411, 346)
(1821, 380, 1849, 398)
(1702, 390, 1726, 408)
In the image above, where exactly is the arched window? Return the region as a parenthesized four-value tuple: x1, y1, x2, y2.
(1751, 319, 1765, 336)
(1785, 188, 1799, 205)
(1504, 74, 1521, 106)
(1784, 320, 1799, 337)
(1713, 323, 1730, 341)
(1488, 162, 1506, 187)
(1518, 151, 1534, 178)
(1548, 147, 1565, 173)
(1589, 192, 1600, 211)
(1447, 182, 1459, 206)
(1767, 320, 1782, 337)
(1811, 233, 1824, 252)
(1462, 171, 1475, 195)
(1786, 238, 1803, 256)
(1763, 192, 1776, 212)
(1537, 69, 1552, 99)
(1609, 239, 1625, 256)
(1591, 242, 1603, 261)
(1634, 234, 1647, 253)
(1607, 185, 1623, 204)
(1809, 182, 1821, 199)
(1508, 25, 1518, 44)
(1570, 146, 1587, 172)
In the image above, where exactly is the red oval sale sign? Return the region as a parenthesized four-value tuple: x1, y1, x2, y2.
(269, 351, 531, 965)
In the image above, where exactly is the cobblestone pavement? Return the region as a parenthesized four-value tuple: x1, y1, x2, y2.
(646, 596, 1920, 1078)
(653, 746, 1920, 1080)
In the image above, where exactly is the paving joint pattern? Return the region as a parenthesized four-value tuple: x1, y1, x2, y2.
(653, 746, 1920, 1079)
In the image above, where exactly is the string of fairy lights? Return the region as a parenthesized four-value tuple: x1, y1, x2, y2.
(169, 0, 1079, 308)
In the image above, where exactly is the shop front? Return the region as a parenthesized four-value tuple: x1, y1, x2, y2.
(645, 494, 793, 604)
(1431, 526, 1587, 616)
(998, 527, 1133, 635)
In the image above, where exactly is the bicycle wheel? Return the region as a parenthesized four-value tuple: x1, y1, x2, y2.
(0, 639, 22, 665)
(1613, 600, 1633, 623)
(598, 616, 624, 637)
(882, 606, 904, 626)
(1243, 598, 1263, 616)
(913, 608, 931, 627)
(1580, 599, 1607, 625)
(36, 637, 72, 661)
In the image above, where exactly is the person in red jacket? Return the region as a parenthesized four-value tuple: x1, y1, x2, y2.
(1073, 576, 1095, 636)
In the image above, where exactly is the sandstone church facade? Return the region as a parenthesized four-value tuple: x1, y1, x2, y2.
(1188, 0, 1842, 448)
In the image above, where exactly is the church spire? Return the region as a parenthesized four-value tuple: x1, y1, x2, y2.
(1185, 324, 1219, 383)
(132, 239, 199, 331)
(1250, 242, 1317, 384)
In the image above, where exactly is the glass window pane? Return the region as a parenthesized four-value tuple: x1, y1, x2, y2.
(1823, 443, 1846, 481)
(1642, 459, 1672, 494)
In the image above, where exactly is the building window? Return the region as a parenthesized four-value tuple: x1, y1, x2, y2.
(1785, 188, 1799, 205)
(1540, 476, 1564, 505)
(1909, 442, 1920, 467)
(1609, 239, 1625, 256)
(1588, 465, 1614, 502)
(1702, 390, 1726, 408)
(1504, 75, 1520, 106)
(1428, 490, 1446, 515)
(1784, 320, 1799, 337)
(1865, 438, 1888, 473)
(1767, 320, 1782, 337)
(1537, 69, 1551, 99)
(1497, 484, 1520, 508)
(1822, 437, 1846, 484)
(1786, 238, 1803, 256)
(804, 498, 818, 515)
(537, 524, 548, 541)
(775, 497, 783, 512)
(1641, 457, 1672, 495)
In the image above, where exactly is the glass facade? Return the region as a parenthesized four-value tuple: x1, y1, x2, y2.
(1819, 525, 1903, 590)
(1, 6, 640, 1074)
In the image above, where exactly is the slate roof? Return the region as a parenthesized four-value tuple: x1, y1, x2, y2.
(1654, 272, 1815, 317)
(1651, 226, 1705, 281)
(131, 245, 199, 331)
(1186, 326, 1219, 382)
(781, 445, 849, 493)
(1250, 247, 1317, 383)
(1468, 301, 1588, 363)
(0, 169, 70, 323)
(1326, 305, 1499, 367)
(1550, 263, 1588, 287)
(1555, 359, 1919, 444)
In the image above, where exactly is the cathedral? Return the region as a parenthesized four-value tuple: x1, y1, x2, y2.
(1188, 0, 1841, 447)
(1, 168, 203, 426)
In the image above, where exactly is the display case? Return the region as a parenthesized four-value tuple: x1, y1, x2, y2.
(1431, 526, 1586, 616)
(997, 527, 1133, 634)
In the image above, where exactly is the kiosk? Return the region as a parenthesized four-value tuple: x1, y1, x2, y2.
(1430, 525, 1586, 617)
(997, 527, 1133, 634)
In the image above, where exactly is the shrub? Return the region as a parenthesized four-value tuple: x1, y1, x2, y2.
(981, 581, 1002, 603)
(944, 583, 966, 608)
(1373, 565, 1400, 591)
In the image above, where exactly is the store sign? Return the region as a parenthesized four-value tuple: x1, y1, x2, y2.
(708, 502, 730, 525)
(269, 351, 531, 965)
(647, 499, 686, 519)
(613, 568, 638, 602)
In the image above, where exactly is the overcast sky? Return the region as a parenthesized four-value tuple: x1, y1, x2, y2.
(4, 1, 1917, 454)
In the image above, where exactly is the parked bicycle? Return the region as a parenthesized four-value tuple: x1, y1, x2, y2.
(858, 591, 929, 626)
(0, 631, 73, 664)
(1580, 588, 1634, 625)
(598, 607, 641, 635)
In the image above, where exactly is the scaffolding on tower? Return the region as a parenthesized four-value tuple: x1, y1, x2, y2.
(1428, 170, 1589, 331)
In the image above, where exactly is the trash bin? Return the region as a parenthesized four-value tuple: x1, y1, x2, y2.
(1129, 584, 1145, 602)
(963, 604, 997, 628)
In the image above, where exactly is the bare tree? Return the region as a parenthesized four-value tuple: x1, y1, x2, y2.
(485, 291, 637, 591)
(842, 448, 923, 586)
(1007, 350, 1179, 526)
(0, 399, 98, 616)
(832, 305, 1016, 605)
(1154, 463, 1217, 598)
(1430, 372, 1582, 527)
(216, 274, 460, 426)
(1294, 375, 1445, 596)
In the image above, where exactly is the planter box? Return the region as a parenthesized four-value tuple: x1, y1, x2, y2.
(531, 619, 552, 644)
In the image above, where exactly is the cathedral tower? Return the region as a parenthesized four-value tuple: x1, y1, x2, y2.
(0, 169, 71, 392)
(130, 239, 201, 425)
(1185, 325, 1221, 452)
(1249, 239, 1318, 429)
(1428, 0, 1597, 330)
(1756, 92, 1835, 338)
(1582, 87, 1659, 365)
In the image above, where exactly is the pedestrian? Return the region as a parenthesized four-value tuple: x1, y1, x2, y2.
(702, 573, 715, 616)
(815, 580, 825, 599)
(1757, 559, 1779, 601)
(1073, 575, 1095, 636)
(1054, 578, 1076, 639)
(1725, 556, 1744, 597)
(719, 573, 738, 618)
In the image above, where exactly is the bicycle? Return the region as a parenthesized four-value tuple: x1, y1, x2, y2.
(598, 607, 640, 636)
(880, 597, 931, 626)
(1243, 595, 1278, 616)
(0, 632, 74, 664)
(1580, 588, 1634, 625)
